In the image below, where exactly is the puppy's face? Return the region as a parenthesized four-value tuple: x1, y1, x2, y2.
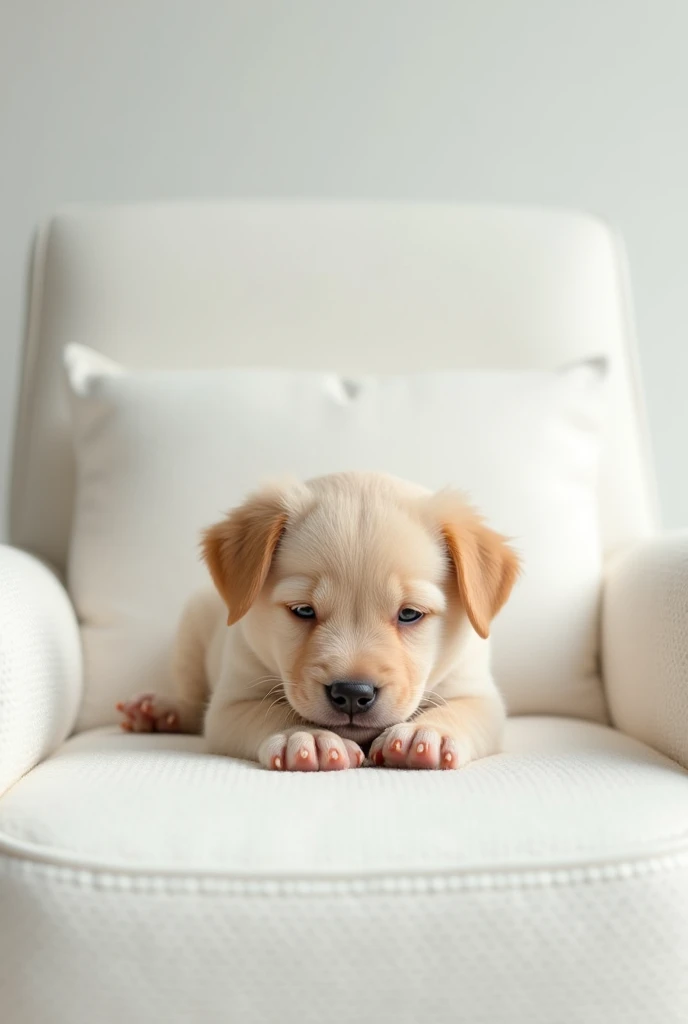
(203, 473, 518, 743)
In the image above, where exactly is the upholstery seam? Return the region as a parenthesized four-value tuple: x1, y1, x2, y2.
(1, 833, 687, 895)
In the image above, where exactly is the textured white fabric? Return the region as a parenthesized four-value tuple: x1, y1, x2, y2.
(2, 861, 687, 1024)
(10, 203, 658, 571)
(1, 718, 686, 872)
(64, 347, 607, 729)
(1, 718, 687, 1023)
(0, 545, 82, 796)
(604, 532, 688, 769)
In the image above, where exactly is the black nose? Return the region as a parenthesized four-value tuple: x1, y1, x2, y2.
(326, 680, 377, 716)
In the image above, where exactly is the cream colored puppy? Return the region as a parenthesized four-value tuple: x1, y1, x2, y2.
(118, 472, 519, 771)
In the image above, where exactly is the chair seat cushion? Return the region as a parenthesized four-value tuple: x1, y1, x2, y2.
(1, 717, 686, 875)
(2, 717, 687, 1024)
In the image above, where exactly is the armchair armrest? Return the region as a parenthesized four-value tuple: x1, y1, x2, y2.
(603, 532, 688, 769)
(0, 545, 82, 795)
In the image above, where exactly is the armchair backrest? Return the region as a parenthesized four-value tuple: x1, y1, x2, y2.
(10, 202, 658, 570)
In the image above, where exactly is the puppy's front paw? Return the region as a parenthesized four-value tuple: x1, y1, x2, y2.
(258, 730, 365, 772)
(116, 693, 182, 733)
(369, 724, 462, 770)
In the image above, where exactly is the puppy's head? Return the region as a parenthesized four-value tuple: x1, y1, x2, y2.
(202, 473, 519, 742)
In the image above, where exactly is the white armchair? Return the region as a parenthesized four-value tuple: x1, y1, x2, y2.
(604, 532, 688, 769)
(1, 203, 686, 1024)
(0, 546, 82, 796)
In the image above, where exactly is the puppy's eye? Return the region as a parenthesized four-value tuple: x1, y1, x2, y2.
(290, 604, 316, 620)
(398, 607, 424, 624)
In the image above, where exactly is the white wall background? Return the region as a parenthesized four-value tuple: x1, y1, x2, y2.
(2, 0, 687, 533)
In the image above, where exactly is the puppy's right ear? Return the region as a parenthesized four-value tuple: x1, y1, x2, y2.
(202, 486, 292, 626)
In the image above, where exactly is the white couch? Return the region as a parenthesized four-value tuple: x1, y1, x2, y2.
(1, 202, 687, 1024)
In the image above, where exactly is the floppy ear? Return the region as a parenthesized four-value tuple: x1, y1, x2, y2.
(434, 493, 520, 640)
(201, 487, 289, 626)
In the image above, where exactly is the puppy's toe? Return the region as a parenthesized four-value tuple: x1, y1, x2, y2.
(155, 707, 181, 732)
(381, 725, 416, 766)
(117, 697, 155, 733)
(440, 736, 461, 770)
(130, 711, 155, 733)
(369, 725, 416, 767)
(258, 733, 288, 771)
(286, 732, 319, 772)
(342, 739, 365, 769)
(315, 733, 350, 771)
(407, 729, 441, 770)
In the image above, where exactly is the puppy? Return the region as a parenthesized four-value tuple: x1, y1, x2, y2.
(118, 471, 520, 771)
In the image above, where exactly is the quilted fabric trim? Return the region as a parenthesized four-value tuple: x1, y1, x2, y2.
(1, 831, 687, 896)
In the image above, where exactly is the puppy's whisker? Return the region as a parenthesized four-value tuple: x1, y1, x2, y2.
(423, 690, 449, 709)
(246, 675, 284, 690)
(408, 691, 447, 720)
(263, 697, 284, 724)
(264, 694, 298, 723)
(257, 685, 286, 713)
(261, 683, 285, 699)
(421, 697, 441, 710)
(420, 701, 442, 715)
(273, 696, 302, 727)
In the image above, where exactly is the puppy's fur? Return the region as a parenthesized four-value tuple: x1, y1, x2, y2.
(118, 472, 519, 771)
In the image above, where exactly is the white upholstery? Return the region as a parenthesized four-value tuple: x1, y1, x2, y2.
(604, 532, 688, 769)
(2, 202, 686, 1023)
(1, 720, 687, 1024)
(64, 347, 607, 727)
(11, 203, 658, 568)
(0, 545, 82, 797)
(1, 719, 686, 872)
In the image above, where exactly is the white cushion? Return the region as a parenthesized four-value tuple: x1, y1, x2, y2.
(1, 718, 684, 873)
(64, 345, 607, 729)
(2, 718, 687, 1024)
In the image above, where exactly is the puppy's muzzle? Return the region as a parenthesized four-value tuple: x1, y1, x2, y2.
(326, 680, 377, 717)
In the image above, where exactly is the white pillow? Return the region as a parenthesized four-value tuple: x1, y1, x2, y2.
(64, 344, 607, 730)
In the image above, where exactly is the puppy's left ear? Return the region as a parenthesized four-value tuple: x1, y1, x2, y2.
(433, 493, 521, 640)
(202, 485, 291, 626)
